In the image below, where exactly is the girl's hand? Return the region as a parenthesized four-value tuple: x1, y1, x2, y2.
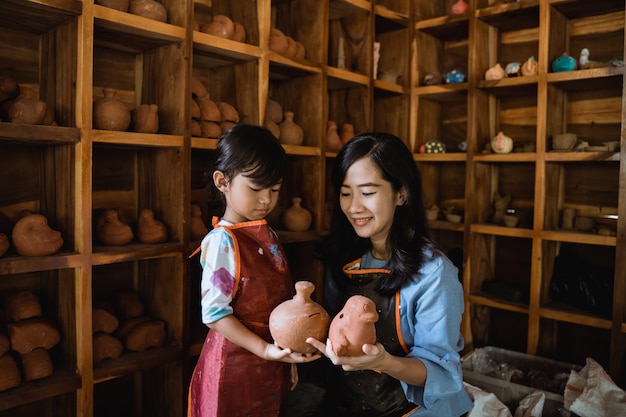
(306, 337, 389, 372)
(263, 342, 323, 363)
(290, 363, 298, 391)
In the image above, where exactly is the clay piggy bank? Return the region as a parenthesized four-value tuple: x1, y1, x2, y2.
(328, 295, 379, 356)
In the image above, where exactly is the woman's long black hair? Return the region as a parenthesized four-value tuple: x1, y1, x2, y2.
(322, 132, 436, 295)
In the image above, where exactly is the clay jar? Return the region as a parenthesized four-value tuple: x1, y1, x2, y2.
(93, 88, 131, 131)
(137, 208, 168, 244)
(12, 214, 64, 257)
(132, 104, 159, 133)
(282, 197, 312, 232)
(129, 0, 167, 23)
(95, 0, 129, 12)
(341, 123, 355, 145)
(269, 281, 330, 354)
(9, 95, 47, 125)
(328, 295, 379, 356)
(269, 28, 289, 54)
(96, 209, 134, 246)
(326, 120, 342, 152)
(190, 204, 209, 241)
(201, 14, 235, 39)
(0, 74, 19, 102)
(278, 111, 304, 146)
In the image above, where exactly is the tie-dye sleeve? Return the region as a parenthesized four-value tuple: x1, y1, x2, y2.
(199, 227, 237, 325)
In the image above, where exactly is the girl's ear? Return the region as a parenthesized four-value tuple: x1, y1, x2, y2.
(213, 170, 228, 192)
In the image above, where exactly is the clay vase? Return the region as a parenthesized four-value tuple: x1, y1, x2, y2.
(326, 120, 342, 152)
(190, 204, 209, 241)
(195, 94, 221, 123)
(265, 99, 283, 124)
(233, 22, 246, 43)
(93, 88, 131, 131)
(129, 0, 167, 23)
(137, 209, 168, 244)
(12, 214, 64, 257)
(282, 197, 312, 232)
(9, 95, 47, 125)
(96, 209, 134, 246)
(0, 74, 19, 102)
(328, 295, 379, 356)
(341, 123, 355, 145)
(269, 281, 330, 354)
(0, 233, 9, 257)
(201, 14, 235, 39)
(278, 111, 304, 146)
(96, 0, 129, 12)
(269, 28, 289, 54)
(132, 104, 159, 133)
(451, 0, 469, 15)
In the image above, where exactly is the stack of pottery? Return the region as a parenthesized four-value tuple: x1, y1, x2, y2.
(269, 28, 305, 59)
(92, 303, 123, 365)
(216, 101, 240, 134)
(191, 76, 221, 139)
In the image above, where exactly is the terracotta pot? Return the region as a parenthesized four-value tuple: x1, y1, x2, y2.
(93, 88, 131, 131)
(129, 0, 167, 22)
(132, 103, 159, 133)
(328, 295, 378, 356)
(265, 99, 283, 124)
(341, 123, 355, 145)
(9, 95, 47, 125)
(190, 204, 209, 240)
(201, 14, 234, 39)
(96, 0, 129, 12)
(137, 208, 168, 244)
(0, 74, 19, 102)
(282, 197, 312, 232)
(190, 97, 201, 119)
(326, 121, 342, 152)
(12, 214, 63, 257)
(278, 111, 304, 146)
(0, 233, 8, 257)
(269, 28, 289, 54)
(294, 41, 306, 60)
(220, 121, 236, 134)
(269, 281, 330, 354)
(95, 209, 134, 246)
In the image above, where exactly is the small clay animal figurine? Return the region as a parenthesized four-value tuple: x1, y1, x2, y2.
(578, 48, 605, 69)
(505, 62, 521, 77)
(451, 0, 469, 15)
(485, 63, 506, 81)
(491, 131, 514, 154)
(521, 56, 538, 76)
(95, 209, 134, 246)
(328, 295, 379, 356)
(137, 208, 168, 244)
(444, 69, 466, 84)
(552, 52, 577, 72)
(12, 214, 64, 257)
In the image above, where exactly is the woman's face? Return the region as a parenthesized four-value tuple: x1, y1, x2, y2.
(339, 157, 404, 258)
(215, 170, 281, 223)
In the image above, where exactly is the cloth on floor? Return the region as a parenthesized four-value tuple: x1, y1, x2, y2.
(564, 357, 626, 417)
(513, 390, 545, 417)
(464, 382, 513, 417)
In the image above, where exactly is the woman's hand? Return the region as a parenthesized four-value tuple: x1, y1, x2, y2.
(306, 337, 389, 372)
(263, 342, 323, 364)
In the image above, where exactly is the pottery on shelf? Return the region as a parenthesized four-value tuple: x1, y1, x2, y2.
(9, 95, 47, 125)
(278, 111, 304, 146)
(485, 63, 506, 81)
(93, 332, 123, 365)
(553, 133, 577, 151)
(22, 348, 53, 381)
(233, 22, 246, 43)
(521, 56, 538, 76)
(0, 233, 9, 257)
(96, 209, 134, 246)
(269, 28, 289, 54)
(199, 120, 222, 138)
(328, 295, 378, 356)
(552, 52, 577, 72)
(217, 101, 239, 123)
(264, 119, 280, 139)
(201, 14, 235, 39)
(443, 69, 466, 84)
(132, 104, 159, 133)
(269, 281, 330, 354)
(95, 0, 129, 12)
(0, 74, 19, 102)
(451, 0, 469, 15)
(0, 354, 21, 392)
(195, 94, 221, 123)
(423, 72, 443, 86)
(12, 214, 64, 257)
(491, 131, 514, 154)
(505, 62, 521, 77)
(282, 197, 312, 232)
(93, 88, 131, 131)
(190, 76, 207, 99)
(129, 0, 167, 23)
(340, 123, 355, 145)
(190, 204, 209, 241)
(137, 209, 168, 244)
(284, 36, 298, 58)
(265, 99, 283, 124)
(326, 121, 342, 152)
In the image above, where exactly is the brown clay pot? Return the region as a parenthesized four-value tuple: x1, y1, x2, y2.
(326, 120, 342, 152)
(93, 88, 131, 131)
(201, 14, 234, 39)
(341, 123, 355, 145)
(12, 214, 64, 257)
(281, 197, 312, 232)
(265, 99, 283, 124)
(0, 74, 19, 102)
(95, 0, 129, 12)
(190, 204, 209, 240)
(269, 28, 289, 54)
(269, 281, 330, 354)
(328, 295, 379, 356)
(95, 209, 134, 246)
(132, 103, 159, 133)
(129, 0, 167, 22)
(9, 95, 47, 125)
(137, 208, 168, 244)
(217, 101, 239, 123)
(0, 233, 8, 257)
(233, 22, 246, 43)
(278, 111, 304, 146)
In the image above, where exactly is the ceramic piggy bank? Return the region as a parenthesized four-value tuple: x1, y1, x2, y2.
(328, 295, 379, 356)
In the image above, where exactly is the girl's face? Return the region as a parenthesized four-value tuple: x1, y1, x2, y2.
(339, 157, 404, 259)
(214, 170, 281, 223)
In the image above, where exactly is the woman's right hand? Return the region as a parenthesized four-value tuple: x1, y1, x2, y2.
(264, 343, 322, 363)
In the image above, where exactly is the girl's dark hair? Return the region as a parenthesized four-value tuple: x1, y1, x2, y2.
(206, 124, 287, 203)
(323, 132, 436, 295)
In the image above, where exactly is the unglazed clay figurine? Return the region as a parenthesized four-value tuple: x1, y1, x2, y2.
(0, 353, 21, 392)
(485, 63, 506, 81)
(8, 318, 61, 355)
(93, 332, 124, 364)
(201, 14, 235, 39)
(93, 308, 120, 334)
(96, 209, 134, 246)
(6, 291, 42, 322)
(123, 319, 166, 352)
(112, 290, 145, 319)
(93, 88, 131, 131)
(21, 347, 53, 381)
(132, 103, 159, 133)
(137, 208, 168, 244)
(326, 121, 342, 152)
(521, 56, 538, 76)
(12, 214, 63, 257)
(278, 111, 304, 145)
(328, 295, 379, 356)
(8, 95, 47, 124)
(269, 281, 330, 354)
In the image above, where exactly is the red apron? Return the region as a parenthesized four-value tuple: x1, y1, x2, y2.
(188, 219, 293, 417)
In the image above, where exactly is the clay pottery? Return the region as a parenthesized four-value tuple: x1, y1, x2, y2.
(217, 101, 239, 123)
(552, 52, 577, 72)
(285, 36, 297, 58)
(199, 120, 222, 138)
(132, 103, 159, 133)
(282, 197, 312, 232)
(137, 209, 168, 244)
(191, 76, 207, 98)
(8, 318, 61, 355)
(93, 308, 119, 334)
(96, 0, 129, 12)
(129, 0, 167, 23)
(521, 56, 538, 76)
(269, 281, 330, 354)
(328, 295, 378, 356)
(502, 214, 519, 228)
(233, 22, 246, 43)
(451, 0, 469, 15)
(491, 131, 514, 154)
(42, 105, 56, 126)
(294, 41, 306, 60)
(561, 208, 576, 230)
(195, 94, 221, 122)
(6, 291, 42, 322)
(96, 209, 134, 246)
(93, 88, 131, 131)
(190, 204, 209, 240)
(485, 63, 506, 81)
(553, 133, 577, 151)
(0, 74, 19, 102)
(201, 14, 235, 39)
(264, 119, 280, 139)
(123, 319, 166, 352)
(9, 95, 47, 125)
(0, 233, 8, 257)
(12, 214, 63, 257)
(190, 97, 201, 119)
(269, 28, 289, 54)
(278, 111, 304, 146)
(265, 99, 283, 124)
(93, 332, 123, 364)
(0, 354, 21, 392)
(21, 348, 53, 381)
(113, 290, 145, 319)
(341, 123, 355, 145)
(326, 121, 342, 152)
(190, 119, 202, 137)
(220, 121, 236, 134)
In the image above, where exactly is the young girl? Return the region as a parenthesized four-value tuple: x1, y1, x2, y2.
(188, 124, 320, 417)
(306, 133, 473, 416)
